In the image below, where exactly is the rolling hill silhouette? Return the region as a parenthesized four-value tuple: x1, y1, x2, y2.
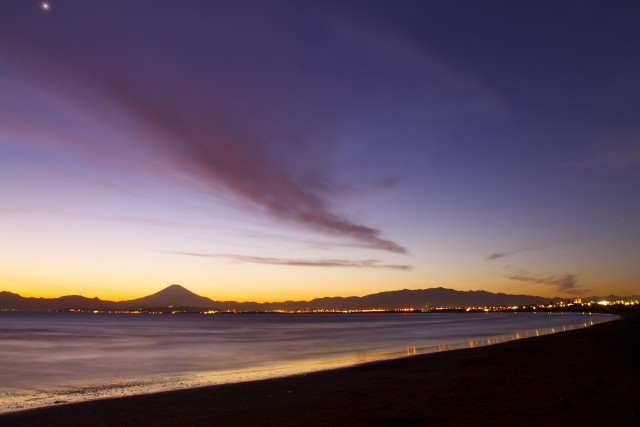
(0, 285, 636, 311)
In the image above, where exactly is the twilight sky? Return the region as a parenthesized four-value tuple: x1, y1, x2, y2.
(1, 0, 639, 301)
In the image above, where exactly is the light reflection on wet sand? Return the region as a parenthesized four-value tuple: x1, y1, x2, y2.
(0, 312, 616, 413)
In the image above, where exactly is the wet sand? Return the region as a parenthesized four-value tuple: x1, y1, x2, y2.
(1, 310, 638, 426)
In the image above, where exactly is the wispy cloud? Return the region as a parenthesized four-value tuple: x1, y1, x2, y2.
(1, 66, 408, 253)
(486, 248, 530, 261)
(168, 251, 412, 270)
(506, 269, 588, 295)
(486, 235, 586, 261)
(101, 82, 409, 254)
(1, 2, 509, 256)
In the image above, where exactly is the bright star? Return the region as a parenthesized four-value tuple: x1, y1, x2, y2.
(41, 2, 50, 11)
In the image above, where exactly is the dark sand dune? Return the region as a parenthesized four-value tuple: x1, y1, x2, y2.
(1, 310, 638, 426)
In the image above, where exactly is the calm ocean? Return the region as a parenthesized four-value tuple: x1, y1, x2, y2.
(0, 311, 616, 413)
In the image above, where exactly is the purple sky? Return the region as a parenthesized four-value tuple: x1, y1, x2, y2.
(1, 1, 638, 301)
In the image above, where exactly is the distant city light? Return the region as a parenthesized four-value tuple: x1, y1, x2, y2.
(13, 297, 635, 315)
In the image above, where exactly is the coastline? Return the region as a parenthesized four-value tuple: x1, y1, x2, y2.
(1, 310, 638, 426)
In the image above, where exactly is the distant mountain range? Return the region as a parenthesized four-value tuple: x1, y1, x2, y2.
(0, 284, 637, 311)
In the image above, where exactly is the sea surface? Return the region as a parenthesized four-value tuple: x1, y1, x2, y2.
(0, 311, 616, 413)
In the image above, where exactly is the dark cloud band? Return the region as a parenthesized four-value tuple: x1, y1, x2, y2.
(169, 251, 412, 270)
(506, 270, 586, 295)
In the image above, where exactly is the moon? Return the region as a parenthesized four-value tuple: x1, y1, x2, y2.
(40, 2, 50, 11)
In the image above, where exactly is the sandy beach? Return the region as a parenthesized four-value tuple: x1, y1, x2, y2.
(1, 310, 638, 427)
